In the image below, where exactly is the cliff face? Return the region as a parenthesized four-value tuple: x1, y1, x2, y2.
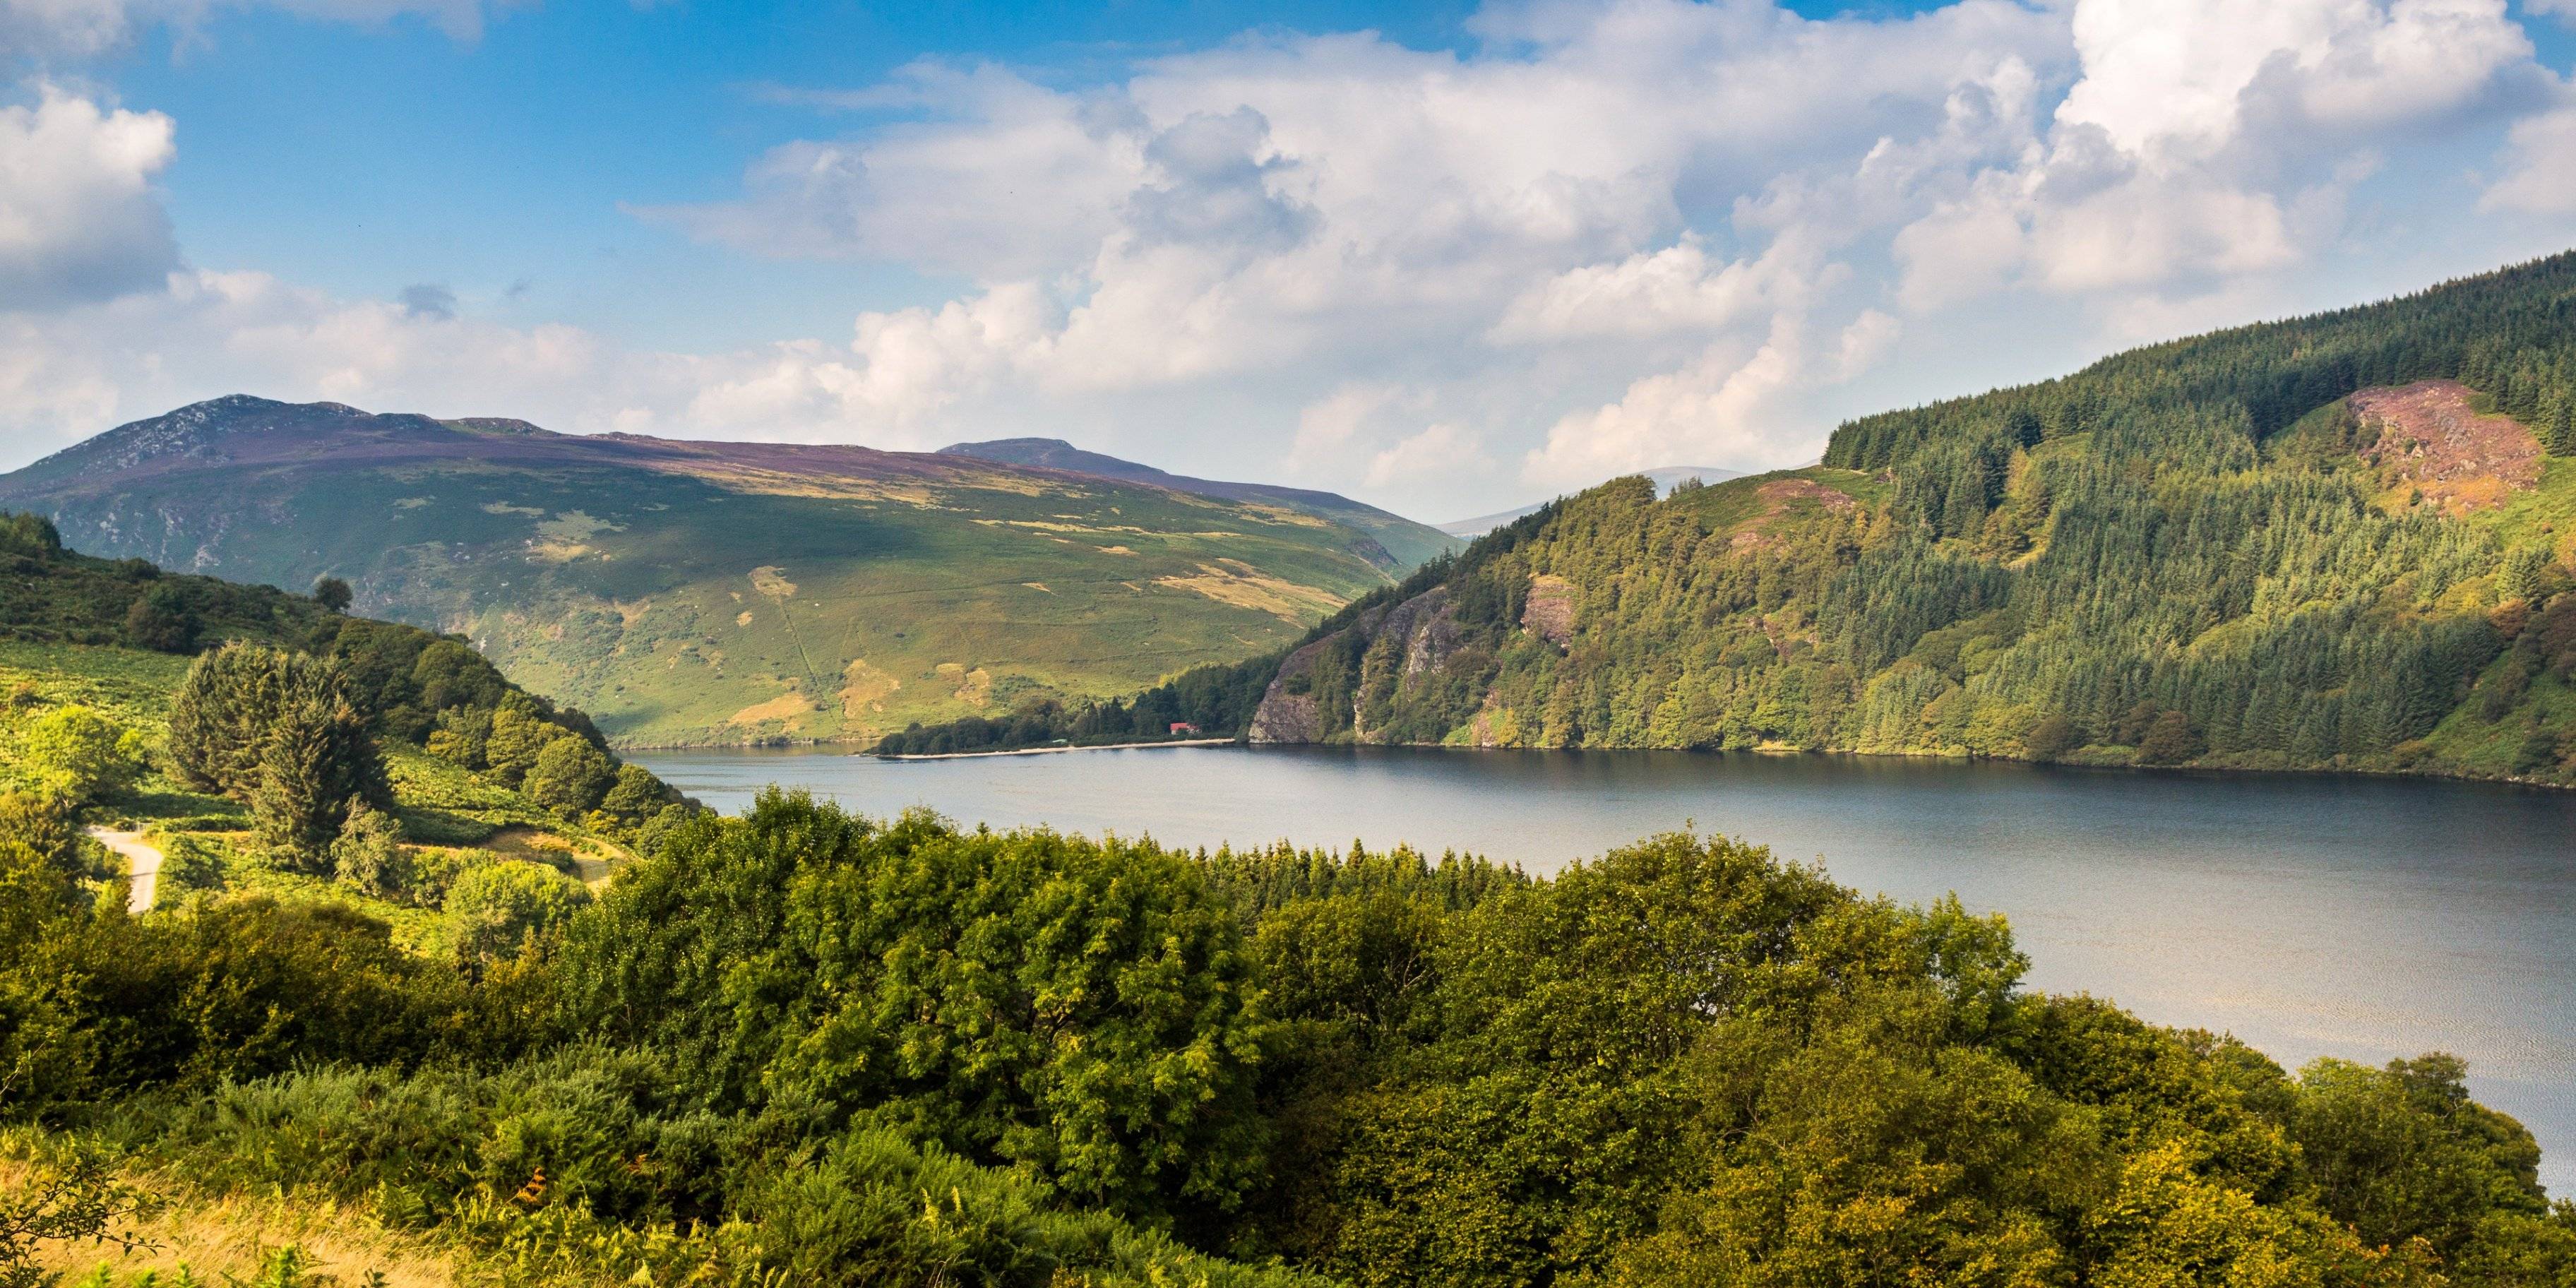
(1249, 583, 1496, 745)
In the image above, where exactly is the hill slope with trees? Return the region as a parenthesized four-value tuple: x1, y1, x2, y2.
(884, 251, 2576, 785)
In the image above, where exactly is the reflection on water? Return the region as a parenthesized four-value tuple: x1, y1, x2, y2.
(632, 744, 2576, 1194)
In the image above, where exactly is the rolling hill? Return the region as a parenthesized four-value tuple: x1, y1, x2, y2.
(0, 398, 1452, 746)
(881, 251, 2576, 787)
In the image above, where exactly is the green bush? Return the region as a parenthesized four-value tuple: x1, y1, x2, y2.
(330, 804, 410, 900)
(20, 706, 144, 804)
(559, 792, 1271, 1219)
(522, 737, 612, 816)
(443, 861, 590, 963)
(0, 896, 476, 1116)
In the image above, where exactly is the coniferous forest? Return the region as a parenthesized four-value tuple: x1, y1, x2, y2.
(883, 253, 2576, 785)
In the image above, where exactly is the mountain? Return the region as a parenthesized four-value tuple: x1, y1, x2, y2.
(0, 398, 1433, 746)
(1437, 465, 1746, 537)
(881, 251, 2576, 786)
(938, 436, 1460, 568)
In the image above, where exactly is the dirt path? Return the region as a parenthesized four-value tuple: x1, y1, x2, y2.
(86, 826, 163, 914)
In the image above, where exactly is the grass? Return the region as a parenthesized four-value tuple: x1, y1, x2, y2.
(5, 1148, 473, 1288)
(2421, 662, 2576, 777)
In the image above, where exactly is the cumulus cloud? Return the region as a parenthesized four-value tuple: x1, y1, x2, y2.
(2482, 95, 2576, 214)
(0, 86, 175, 310)
(8, 0, 2576, 520)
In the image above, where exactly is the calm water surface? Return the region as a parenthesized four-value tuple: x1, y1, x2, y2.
(631, 744, 2576, 1194)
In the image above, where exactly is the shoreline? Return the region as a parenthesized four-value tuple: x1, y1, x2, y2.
(875, 737, 1239, 761)
(620, 735, 2575, 792)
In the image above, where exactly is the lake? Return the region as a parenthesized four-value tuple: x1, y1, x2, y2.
(631, 743, 2576, 1195)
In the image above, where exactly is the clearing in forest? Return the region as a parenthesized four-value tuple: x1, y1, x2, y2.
(2353, 380, 2542, 513)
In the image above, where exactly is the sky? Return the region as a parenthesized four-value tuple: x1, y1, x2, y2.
(4, 0, 2576, 522)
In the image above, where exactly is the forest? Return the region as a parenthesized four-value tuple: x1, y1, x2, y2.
(884, 252, 2576, 784)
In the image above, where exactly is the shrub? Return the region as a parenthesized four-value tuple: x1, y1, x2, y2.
(1, 896, 472, 1114)
(444, 861, 591, 963)
(121, 585, 199, 652)
(598, 763, 671, 824)
(523, 737, 613, 816)
(0, 793, 81, 877)
(20, 706, 144, 804)
(331, 804, 410, 899)
(559, 793, 1271, 1218)
(0, 513, 61, 561)
(2135, 710, 2203, 765)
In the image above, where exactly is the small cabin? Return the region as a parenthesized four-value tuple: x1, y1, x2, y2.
(1169, 722, 1200, 735)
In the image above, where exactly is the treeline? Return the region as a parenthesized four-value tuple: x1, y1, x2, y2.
(872, 504, 1564, 756)
(1229, 251, 2576, 782)
(6, 794, 2570, 1284)
(871, 653, 1277, 756)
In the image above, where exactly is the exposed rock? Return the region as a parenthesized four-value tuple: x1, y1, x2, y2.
(1522, 574, 1575, 648)
(2354, 380, 2543, 513)
(1248, 633, 1339, 744)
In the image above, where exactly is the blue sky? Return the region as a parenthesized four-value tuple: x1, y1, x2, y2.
(6, 0, 2576, 518)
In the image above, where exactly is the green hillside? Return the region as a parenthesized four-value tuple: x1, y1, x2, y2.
(0, 511, 681, 952)
(0, 399, 1448, 746)
(882, 251, 2576, 785)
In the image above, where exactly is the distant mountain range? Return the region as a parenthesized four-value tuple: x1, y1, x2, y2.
(1437, 465, 1746, 537)
(0, 397, 1457, 746)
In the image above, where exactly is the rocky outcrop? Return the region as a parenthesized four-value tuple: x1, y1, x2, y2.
(1248, 585, 1482, 744)
(1247, 632, 1344, 744)
(1521, 574, 1575, 648)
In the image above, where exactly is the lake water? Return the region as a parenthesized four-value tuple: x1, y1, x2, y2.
(631, 743, 2576, 1195)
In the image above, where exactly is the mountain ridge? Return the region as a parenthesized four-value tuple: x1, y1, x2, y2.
(938, 435, 1459, 568)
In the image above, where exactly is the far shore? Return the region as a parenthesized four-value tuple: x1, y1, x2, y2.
(876, 737, 1239, 761)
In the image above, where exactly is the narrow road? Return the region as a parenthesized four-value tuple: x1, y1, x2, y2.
(85, 826, 163, 914)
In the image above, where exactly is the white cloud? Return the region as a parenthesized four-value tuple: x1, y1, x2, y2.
(1523, 312, 1819, 488)
(7, 0, 2576, 520)
(1489, 235, 1796, 342)
(2483, 95, 2576, 214)
(1367, 421, 1489, 488)
(0, 85, 174, 309)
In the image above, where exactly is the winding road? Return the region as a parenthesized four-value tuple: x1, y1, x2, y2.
(85, 826, 164, 914)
